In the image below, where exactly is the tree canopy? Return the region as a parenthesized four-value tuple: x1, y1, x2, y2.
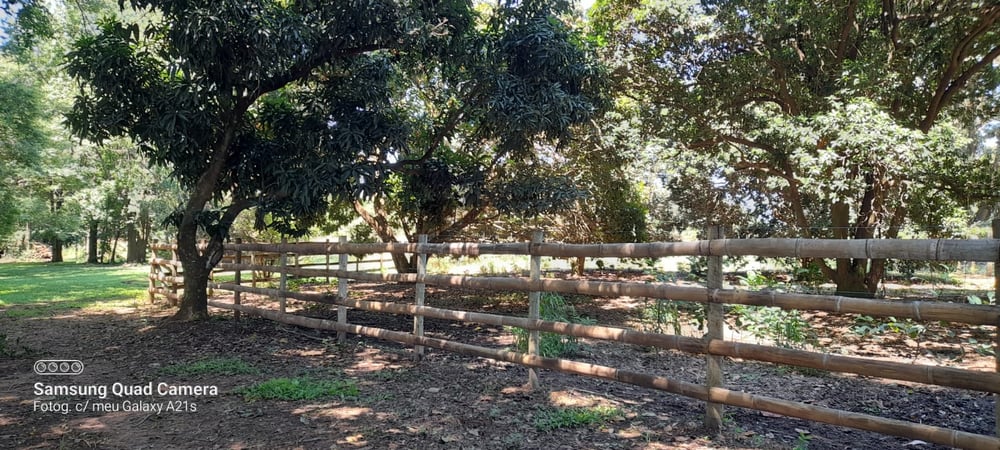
(328, 0, 607, 272)
(66, 0, 603, 318)
(0, 56, 44, 240)
(591, 0, 1000, 295)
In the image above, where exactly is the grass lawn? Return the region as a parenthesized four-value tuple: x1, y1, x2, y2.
(0, 263, 149, 317)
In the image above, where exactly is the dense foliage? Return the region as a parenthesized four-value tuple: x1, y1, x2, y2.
(590, 0, 1000, 295)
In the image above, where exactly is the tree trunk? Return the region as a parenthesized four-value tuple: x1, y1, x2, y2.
(87, 221, 99, 264)
(353, 200, 417, 273)
(109, 227, 121, 264)
(392, 253, 416, 274)
(135, 208, 151, 264)
(172, 221, 211, 321)
(831, 264, 878, 297)
(21, 223, 30, 251)
(175, 258, 211, 320)
(50, 240, 63, 263)
(125, 222, 145, 263)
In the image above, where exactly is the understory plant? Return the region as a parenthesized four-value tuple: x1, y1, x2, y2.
(730, 305, 816, 349)
(511, 293, 595, 357)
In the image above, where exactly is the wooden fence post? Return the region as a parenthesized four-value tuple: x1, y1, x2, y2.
(528, 230, 544, 389)
(338, 236, 348, 344)
(325, 238, 331, 285)
(169, 242, 180, 304)
(279, 236, 288, 314)
(705, 225, 725, 432)
(414, 235, 428, 359)
(148, 239, 157, 302)
(234, 238, 242, 321)
(992, 219, 1000, 438)
(250, 248, 257, 288)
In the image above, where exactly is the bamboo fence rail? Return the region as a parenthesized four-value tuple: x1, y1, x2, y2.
(227, 238, 1000, 261)
(164, 234, 1000, 447)
(209, 281, 1000, 394)
(206, 299, 1000, 450)
(213, 264, 1000, 326)
(148, 242, 182, 305)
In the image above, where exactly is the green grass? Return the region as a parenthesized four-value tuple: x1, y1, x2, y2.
(160, 357, 260, 376)
(0, 263, 148, 317)
(236, 377, 359, 402)
(533, 405, 623, 431)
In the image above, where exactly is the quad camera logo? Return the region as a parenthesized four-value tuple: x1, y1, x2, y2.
(34, 360, 84, 376)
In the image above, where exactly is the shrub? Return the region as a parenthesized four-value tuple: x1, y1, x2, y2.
(510, 293, 595, 357)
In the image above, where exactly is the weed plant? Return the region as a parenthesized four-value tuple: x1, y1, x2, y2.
(510, 293, 595, 357)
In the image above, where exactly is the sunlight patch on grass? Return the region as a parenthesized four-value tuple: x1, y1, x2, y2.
(0, 263, 148, 317)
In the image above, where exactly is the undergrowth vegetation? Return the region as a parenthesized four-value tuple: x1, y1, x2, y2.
(236, 377, 359, 402)
(533, 405, 623, 431)
(510, 293, 595, 357)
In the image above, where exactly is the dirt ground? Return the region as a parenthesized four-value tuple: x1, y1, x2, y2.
(1, 275, 997, 450)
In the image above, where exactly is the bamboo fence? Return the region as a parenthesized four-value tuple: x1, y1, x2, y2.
(148, 241, 182, 305)
(165, 234, 1000, 448)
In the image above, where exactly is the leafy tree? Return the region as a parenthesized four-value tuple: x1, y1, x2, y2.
(74, 137, 178, 264)
(0, 0, 54, 58)
(592, 0, 1000, 296)
(66, 0, 479, 319)
(335, 1, 606, 273)
(2, 0, 155, 263)
(0, 56, 44, 243)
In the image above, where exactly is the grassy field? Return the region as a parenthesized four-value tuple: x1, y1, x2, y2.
(0, 263, 149, 317)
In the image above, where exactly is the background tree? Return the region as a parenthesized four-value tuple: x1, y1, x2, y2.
(591, 0, 1000, 295)
(0, 56, 44, 248)
(319, 0, 607, 273)
(0, 0, 169, 263)
(66, 0, 476, 319)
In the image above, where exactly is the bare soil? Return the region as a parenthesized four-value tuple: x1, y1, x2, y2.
(1, 273, 997, 450)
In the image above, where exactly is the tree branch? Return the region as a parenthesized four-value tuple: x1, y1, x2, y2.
(252, 43, 388, 100)
(835, 0, 860, 62)
(920, 7, 1000, 131)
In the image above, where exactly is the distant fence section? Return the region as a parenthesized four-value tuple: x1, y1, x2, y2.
(153, 233, 1000, 449)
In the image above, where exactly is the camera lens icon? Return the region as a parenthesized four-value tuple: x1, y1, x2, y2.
(34, 360, 84, 376)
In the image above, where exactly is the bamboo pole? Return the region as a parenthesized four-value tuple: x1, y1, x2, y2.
(993, 219, 1000, 438)
(206, 299, 1000, 450)
(250, 248, 257, 288)
(414, 235, 427, 359)
(705, 225, 724, 431)
(234, 238, 242, 321)
(278, 237, 287, 314)
(528, 231, 543, 389)
(226, 238, 1000, 262)
(338, 236, 348, 344)
(149, 288, 180, 303)
(148, 239, 157, 302)
(216, 263, 1000, 327)
(149, 257, 183, 268)
(211, 282, 1000, 395)
(149, 240, 175, 251)
(147, 272, 185, 285)
(168, 243, 180, 304)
